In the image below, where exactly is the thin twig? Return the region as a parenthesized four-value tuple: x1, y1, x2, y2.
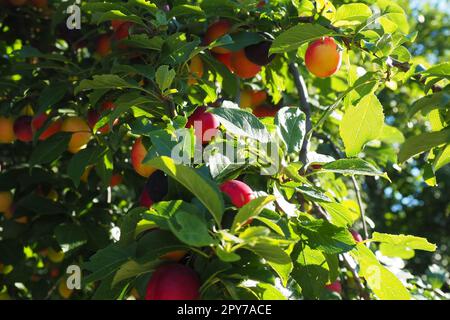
(288, 62, 312, 168)
(351, 176, 369, 240)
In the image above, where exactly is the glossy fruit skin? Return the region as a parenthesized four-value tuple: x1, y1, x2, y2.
(110, 174, 123, 187)
(32, 113, 62, 140)
(145, 264, 200, 300)
(111, 20, 125, 31)
(213, 52, 233, 71)
(48, 248, 64, 263)
(350, 229, 363, 243)
(0, 191, 13, 213)
(114, 22, 133, 41)
(96, 35, 111, 57)
(230, 50, 261, 79)
(220, 180, 255, 208)
(325, 280, 342, 294)
(185, 107, 220, 144)
(252, 104, 278, 118)
(0, 117, 16, 143)
(188, 55, 204, 85)
(58, 279, 73, 299)
(13, 116, 33, 142)
(139, 170, 168, 207)
(61, 117, 92, 153)
(305, 37, 342, 78)
(205, 20, 232, 54)
(131, 138, 157, 178)
(240, 90, 267, 109)
(244, 41, 275, 66)
(87, 101, 118, 134)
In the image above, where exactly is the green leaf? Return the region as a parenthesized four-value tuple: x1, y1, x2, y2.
(168, 5, 204, 18)
(268, 260, 293, 288)
(370, 232, 436, 259)
(232, 195, 276, 232)
(352, 244, 411, 300)
(275, 107, 306, 155)
(434, 144, 450, 171)
(298, 220, 355, 254)
(270, 24, 337, 54)
(29, 132, 71, 166)
(293, 244, 337, 299)
(83, 243, 136, 284)
(118, 207, 148, 246)
(245, 242, 292, 264)
(37, 83, 67, 113)
(145, 157, 224, 224)
(112, 260, 158, 287)
(54, 224, 88, 252)
(210, 107, 271, 143)
(398, 129, 450, 163)
(379, 124, 405, 144)
(418, 62, 450, 78)
(319, 158, 390, 181)
(222, 32, 265, 51)
(408, 91, 450, 118)
(377, 0, 409, 34)
(321, 202, 359, 227)
(340, 94, 385, 156)
(120, 34, 164, 51)
(67, 146, 105, 187)
(96, 10, 145, 27)
(333, 3, 372, 27)
(155, 65, 176, 93)
(136, 228, 188, 263)
(168, 201, 216, 247)
(75, 75, 139, 94)
(255, 283, 287, 300)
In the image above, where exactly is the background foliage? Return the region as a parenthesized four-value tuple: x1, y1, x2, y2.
(0, 0, 448, 300)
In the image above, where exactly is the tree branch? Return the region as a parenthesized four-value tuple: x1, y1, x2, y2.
(342, 253, 371, 300)
(288, 62, 312, 168)
(351, 176, 369, 240)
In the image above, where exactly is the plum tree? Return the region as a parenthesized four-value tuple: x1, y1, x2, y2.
(204, 20, 232, 54)
(188, 55, 204, 85)
(0, 117, 15, 143)
(220, 180, 255, 208)
(185, 107, 220, 144)
(13, 115, 33, 142)
(139, 170, 168, 207)
(145, 264, 200, 300)
(61, 117, 92, 153)
(230, 49, 261, 79)
(31, 113, 62, 140)
(305, 37, 342, 78)
(131, 137, 157, 178)
(114, 22, 133, 41)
